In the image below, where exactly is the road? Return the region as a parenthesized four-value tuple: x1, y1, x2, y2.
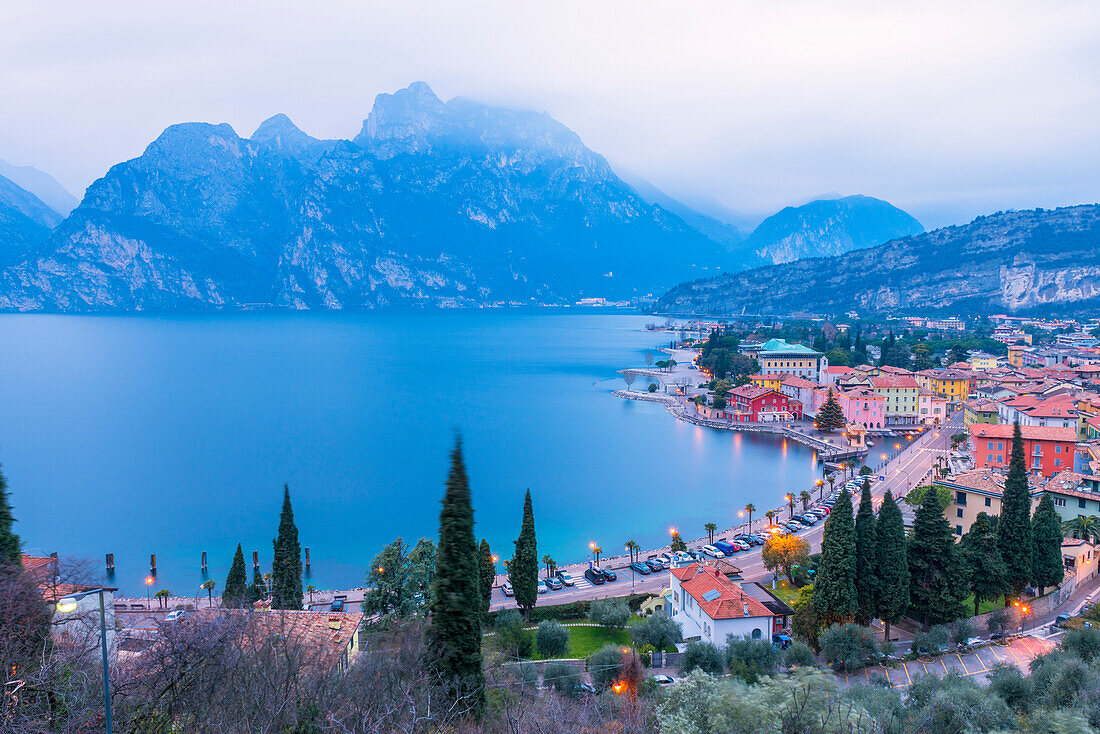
(490, 411, 963, 612)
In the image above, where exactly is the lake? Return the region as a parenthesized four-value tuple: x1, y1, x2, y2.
(0, 311, 818, 595)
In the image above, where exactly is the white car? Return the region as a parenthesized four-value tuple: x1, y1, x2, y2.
(652, 674, 677, 686)
(556, 571, 574, 587)
(673, 551, 694, 564)
(537, 579, 548, 594)
(164, 610, 186, 622)
(501, 582, 514, 597)
(701, 545, 725, 558)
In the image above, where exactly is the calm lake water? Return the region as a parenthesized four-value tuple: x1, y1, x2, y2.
(0, 311, 818, 594)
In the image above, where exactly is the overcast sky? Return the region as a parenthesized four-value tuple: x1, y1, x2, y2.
(2, 1, 1098, 228)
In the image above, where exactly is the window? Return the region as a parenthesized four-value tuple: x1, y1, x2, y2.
(955, 525, 963, 536)
(955, 491, 967, 506)
(985, 497, 992, 507)
(1080, 499, 1087, 509)
(956, 508, 964, 518)
(752, 628, 762, 639)
(1055, 458, 1061, 467)
(1055, 497, 1067, 507)
(1055, 445, 1061, 453)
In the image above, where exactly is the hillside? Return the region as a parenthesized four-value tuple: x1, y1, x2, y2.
(0, 173, 62, 269)
(0, 83, 730, 311)
(657, 205, 1100, 317)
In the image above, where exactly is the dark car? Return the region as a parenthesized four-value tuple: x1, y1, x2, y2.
(330, 597, 346, 612)
(772, 633, 792, 650)
(630, 561, 652, 575)
(644, 559, 664, 572)
(584, 567, 606, 585)
(545, 576, 563, 591)
(599, 568, 617, 582)
(712, 541, 738, 555)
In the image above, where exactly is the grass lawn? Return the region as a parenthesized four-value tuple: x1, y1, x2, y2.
(771, 579, 803, 606)
(960, 594, 1002, 617)
(532, 625, 631, 659)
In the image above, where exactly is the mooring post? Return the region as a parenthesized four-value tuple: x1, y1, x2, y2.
(105, 553, 114, 573)
(201, 551, 207, 573)
(150, 553, 157, 576)
(252, 551, 259, 569)
(304, 547, 311, 568)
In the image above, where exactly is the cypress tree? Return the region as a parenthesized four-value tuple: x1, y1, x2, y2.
(998, 423, 1033, 600)
(812, 487, 857, 625)
(874, 491, 909, 641)
(223, 543, 248, 608)
(0, 466, 21, 565)
(248, 564, 265, 603)
(961, 512, 1009, 616)
(479, 539, 495, 614)
(816, 389, 846, 431)
(428, 439, 484, 713)
(510, 489, 538, 620)
(271, 485, 303, 610)
(1031, 494, 1064, 596)
(908, 488, 967, 625)
(854, 478, 878, 625)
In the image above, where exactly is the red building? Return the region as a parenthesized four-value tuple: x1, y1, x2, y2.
(969, 424, 1077, 477)
(726, 386, 803, 422)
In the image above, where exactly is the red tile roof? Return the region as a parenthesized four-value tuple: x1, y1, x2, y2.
(671, 563, 773, 620)
(870, 376, 920, 389)
(969, 424, 1077, 442)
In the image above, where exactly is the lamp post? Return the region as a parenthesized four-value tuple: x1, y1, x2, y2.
(145, 575, 154, 608)
(785, 494, 795, 519)
(56, 589, 112, 734)
(815, 478, 824, 501)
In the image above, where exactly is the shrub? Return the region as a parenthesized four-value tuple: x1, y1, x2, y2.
(494, 609, 533, 659)
(588, 645, 627, 689)
(912, 625, 950, 656)
(1061, 625, 1100, 663)
(784, 639, 816, 668)
(630, 615, 682, 651)
(678, 640, 724, 676)
(638, 644, 654, 668)
(516, 662, 538, 688)
(988, 663, 1032, 712)
(820, 623, 877, 671)
(987, 607, 1016, 637)
(588, 597, 630, 628)
(543, 662, 582, 697)
(536, 620, 569, 658)
(725, 635, 780, 682)
(950, 618, 976, 646)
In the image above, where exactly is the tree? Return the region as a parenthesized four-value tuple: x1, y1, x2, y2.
(306, 584, 315, 603)
(678, 640, 724, 676)
(874, 491, 908, 641)
(270, 485, 303, 610)
(902, 484, 953, 508)
(765, 509, 776, 527)
(786, 493, 796, 519)
(762, 534, 809, 584)
(588, 597, 630, 628)
(1062, 515, 1100, 543)
(725, 635, 780, 682)
(510, 489, 538, 619)
(0, 466, 20, 565)
(704, 523, 717, 544)
(535, 620, 568, 658)
(365, 538, 409, 616)
(998, 423, 1033, 599)
(816, 389, 846, 431)
(799, 490, 812, 511)
(744, 503, 755, 530)
(154, 589, 171, 609)
(493, 610, 532, 659)
(648, 383, 658, 393)
(428, 439, 484, 712)
(202, 579, 216, 605)
(630, 615, 682, 651)
(589, 645, 628, 689)
(854, 479, 878, 626)
(478, 539, 494, 614)
(670, 531, 687, 553)
(791, 585, 821, 650)
(542, 554, 556, 578)
(813, 487, 857, 625)
(624, 539, 640, 564)
(960, 512, 1009, 617)
(223, 543, 249, 608)
(248, 563, 266, 603)
(1031, 494, 1065, 596)
(404, 537, 436, 612)
(623, 372, 636, 390)
(820, 623, 877, 671)
(859, 465, 873, 476)
(908, 487, 967, 625)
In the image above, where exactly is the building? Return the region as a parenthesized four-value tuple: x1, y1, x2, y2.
(669, 562, 789, 646)
(921, 369, 973, 407)
(756, 339, 828, 382)
(968, 424, 1077, 477)
(925, 317, 967, 331)
(963, 399, 1000, 427)
(831, 385, 885, 429)
(997, 395, 1078, 429)
(1062, 539, 1098, 592)
(727, 385, 803, 422)
(969, 352, 999, 371)
(23, 555, 119, 654)
(868, 375, 921, 426)
(994, 326, 1031, 346)
(748, 374, 784, 391)
(938, 469, 1043, 537)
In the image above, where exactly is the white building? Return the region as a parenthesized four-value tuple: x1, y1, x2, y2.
(669, 562, 786, 646)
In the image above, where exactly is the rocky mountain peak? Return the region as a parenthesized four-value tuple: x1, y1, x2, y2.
(355, 81, 447, 149)
(252, 113, 307, 143)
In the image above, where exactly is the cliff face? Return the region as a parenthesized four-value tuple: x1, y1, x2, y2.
(0, 82, 729, 311)
(0, 173, 62, 270)
(657, 205, 1100, 316)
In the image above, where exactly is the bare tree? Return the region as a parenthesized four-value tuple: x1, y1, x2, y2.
(644, 351, 654, 368)
(623, 372, 637, 391)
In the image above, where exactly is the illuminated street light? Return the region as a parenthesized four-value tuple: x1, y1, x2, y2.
(56, 589, 113, 733)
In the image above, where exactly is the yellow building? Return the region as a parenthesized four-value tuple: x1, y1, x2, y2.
(963, 399, 999, 427)
(938, 469, 1041, 538)
(756, 339, 827, 382)
(928, 369, 972, 406)
(969, 353, 998, 371)
(1007, 344, 1031, 368)
(749, 374, 784, 391)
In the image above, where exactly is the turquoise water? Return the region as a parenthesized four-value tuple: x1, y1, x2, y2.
(0, 312, 818, 594)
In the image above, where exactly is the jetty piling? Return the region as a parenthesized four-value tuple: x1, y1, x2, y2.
(150, 553, 157, 576)
(305, 547, 310, 568)
(201, 551, 207, 573)
(105, 553, 114, 574)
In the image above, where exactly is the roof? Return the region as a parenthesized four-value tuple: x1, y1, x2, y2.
(870, 376, 920, 389)
(969, 424, 1077, 442)
(188, 610, 362, 674)
(826, 366, 854, 374)
(759, 339, 821, 356)
(878, 366, 913, 375)
(965, 399, 1000, 413)
(21, 554, 57, 576)
(782, 376, 820, 390)
(671, 563, 773, 620)
(728, 385, 777, 401)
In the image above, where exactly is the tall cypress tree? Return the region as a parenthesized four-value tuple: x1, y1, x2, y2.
(248, 563, 265, 603)
(0, 466, 21, 565)
(908, 489, 966, 625)
(854, 478, 878, 625)
(271, 485, 303, 610)
(479, 539, 495, 614)
(428, 439, 484, 713)
(510, 489, 538, 620)
(998, 423, 1033, 600)
(223, 543, 248, 608)
(1031, 494, 1065, 596)
(874, 491, 909, 641)
(961, 512, 1009, 616)
(813, 487, 857, 625)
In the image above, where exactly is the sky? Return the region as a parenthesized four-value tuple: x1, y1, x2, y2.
(2, 1, 1099, 229)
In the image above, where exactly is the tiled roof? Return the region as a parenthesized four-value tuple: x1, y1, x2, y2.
(671, 563, 773, 620)
(870, 376, 920, 389)
(196, 610, 362, 673)
(781, 376, 819, 390)
(965, 399, 999, 413)
(826, 366, 854, 374)
(729, 385, 775, 400)
(969, 424, 1077, 442)
(878, 366, 914, 375)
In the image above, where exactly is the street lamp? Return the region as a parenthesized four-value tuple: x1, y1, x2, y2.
(56, 589, 112, 734)
(815, 478, 824, 500)
(785, 493, 795, 519)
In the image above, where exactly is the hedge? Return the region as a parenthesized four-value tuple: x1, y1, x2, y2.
(485, 593, 650, 627)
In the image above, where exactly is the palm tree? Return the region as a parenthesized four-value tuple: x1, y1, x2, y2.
(786, 494, 796, 519)
(542, 554, 556, 578)
(202, 579, 216, 606)
(593, 546, 603, 565)
(625, 540, 640, 564)
(704, 523, 717, 544)
(800, 491, 812, 511)
(154, 589, 171, 609)
(847, 459, 859, 478)
(744, 503, 756, 531)
(765, 509, 776, 527)
(1062, 515, 1100, 543)
(306, 584, 316, 604)
(826, 474, 836, 494)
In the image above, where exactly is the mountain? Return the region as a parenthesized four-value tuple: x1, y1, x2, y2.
(0, 83, 732, 311)
(0, 173, 63, 269)
(657, 205, 1100, 317)
(743, 195, 924, 264)
(0, 159, 78, 215)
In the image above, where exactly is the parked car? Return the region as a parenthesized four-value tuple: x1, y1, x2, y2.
(644, 559, 664, 572)
(584, 567, 606, 585)
(537, 579, 548, 594)
(964, 636, 983, 647)
(630, 561, 652, 575)
(330, 597, 346, 612)
(646, 555, 668, 570)
(601, 568, 617, 581)
(501, 582, 514, 597)
(1055, 613, 1072, 627)
(556, 570, 574, 586)
(573, 682, 597, 695)
(712, 541, 738, 555)
(772, 633, 792, 650)
(701, 545, 725, 558)
(658, 553, 674, 565)
(165, 610, 187, 622)
(545, 576, 563, 591)
(673, 551, 694, 564)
